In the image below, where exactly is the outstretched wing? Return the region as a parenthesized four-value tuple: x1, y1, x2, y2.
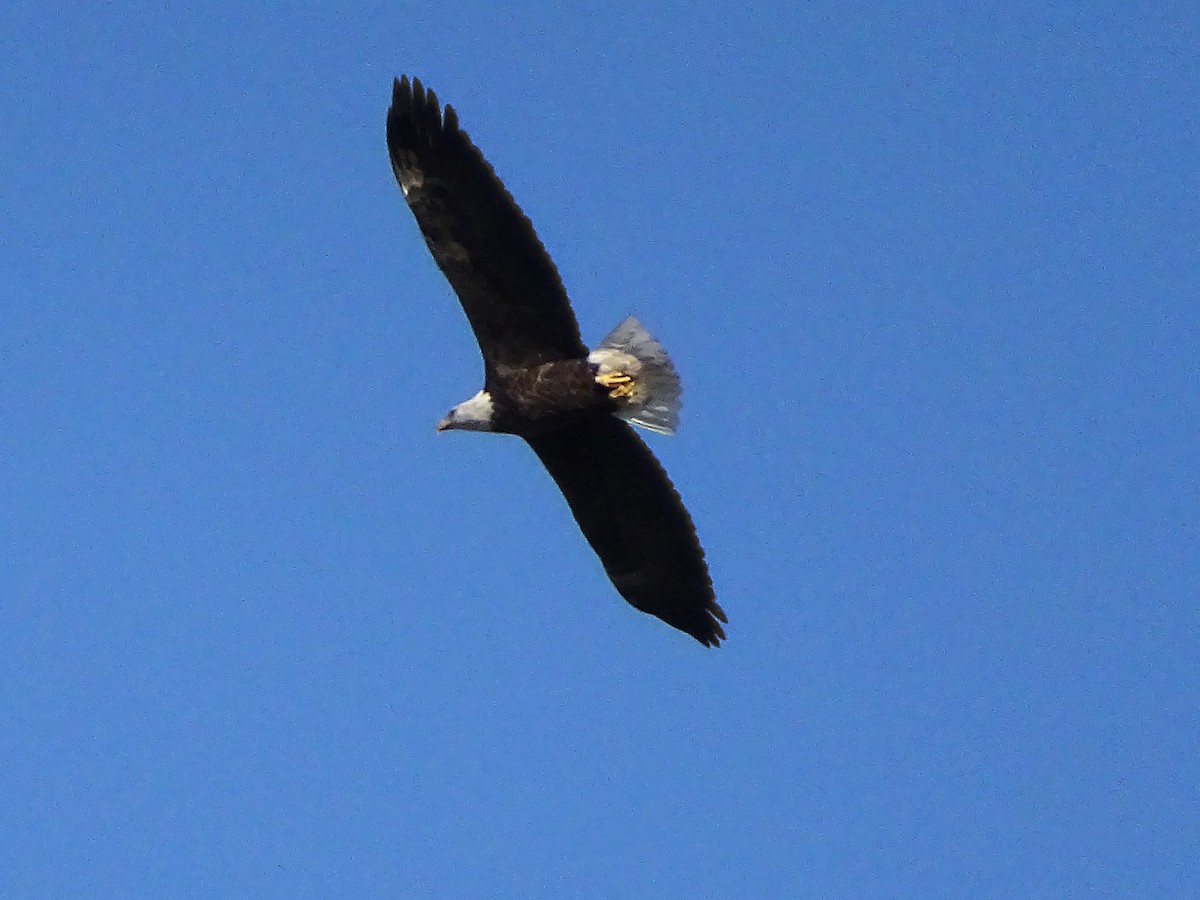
(525, 417, 726, 646)
(386, 76, 587, 369)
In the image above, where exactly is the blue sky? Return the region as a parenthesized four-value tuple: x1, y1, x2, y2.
(2, 2, 1197, 897)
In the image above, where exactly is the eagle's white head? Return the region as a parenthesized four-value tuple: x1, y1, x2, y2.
(437, 389, 495, 432)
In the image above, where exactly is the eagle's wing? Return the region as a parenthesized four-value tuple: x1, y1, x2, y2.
(525, 417, 726, 646)
(387, 76, 587, 369)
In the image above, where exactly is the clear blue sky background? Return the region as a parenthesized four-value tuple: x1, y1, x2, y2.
(2, 3, 1197, 897)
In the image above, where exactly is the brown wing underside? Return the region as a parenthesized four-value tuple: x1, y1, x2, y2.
(386, 76, 587, 369)
(525, 416, 726, 646)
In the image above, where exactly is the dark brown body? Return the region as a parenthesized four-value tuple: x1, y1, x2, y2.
(487, 360, 615, 437)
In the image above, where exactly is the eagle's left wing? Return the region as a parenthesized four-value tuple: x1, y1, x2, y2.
(525, 417, 726, 646)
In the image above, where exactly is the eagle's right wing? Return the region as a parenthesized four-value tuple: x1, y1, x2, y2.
(525, 417, 726, 646)
(387, 77, 588, 370)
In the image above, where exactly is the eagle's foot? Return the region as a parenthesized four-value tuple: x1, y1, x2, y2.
(595, 371, 636, 400)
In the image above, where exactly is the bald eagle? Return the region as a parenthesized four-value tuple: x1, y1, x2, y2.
(387, 76, 726, 646)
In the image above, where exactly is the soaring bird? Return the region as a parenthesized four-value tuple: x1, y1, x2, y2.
(386, 76, 726, 646)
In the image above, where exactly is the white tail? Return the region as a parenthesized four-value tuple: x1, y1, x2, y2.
(588, 316, 682, 435)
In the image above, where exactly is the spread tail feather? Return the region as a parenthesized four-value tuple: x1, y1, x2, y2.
(588, 316, 682, 435)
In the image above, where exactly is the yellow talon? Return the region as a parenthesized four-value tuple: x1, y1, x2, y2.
(595, 371, 631, 387)
(595, 371, 636, 400)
